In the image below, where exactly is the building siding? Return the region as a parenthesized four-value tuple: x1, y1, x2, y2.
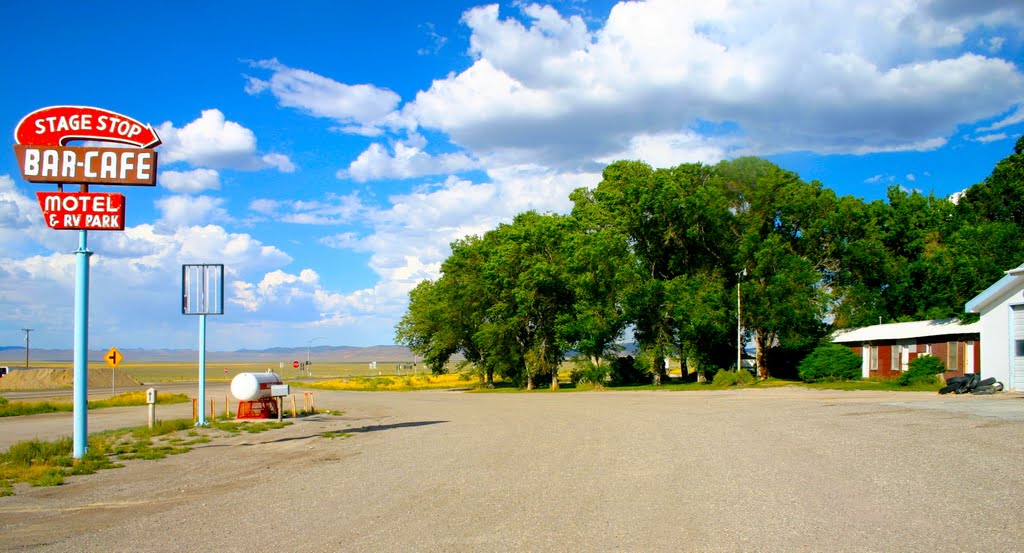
(977, 288, 1024, 390)
(842, 334, 979, 381)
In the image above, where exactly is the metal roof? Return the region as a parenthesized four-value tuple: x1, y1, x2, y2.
(832, 318, 980, 343)
(965, 263, 1024, 314)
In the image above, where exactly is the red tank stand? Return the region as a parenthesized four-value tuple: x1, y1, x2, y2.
(236, 397, 278, 419)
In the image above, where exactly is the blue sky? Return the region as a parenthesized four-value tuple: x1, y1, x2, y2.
(1, 0, 1022, 351)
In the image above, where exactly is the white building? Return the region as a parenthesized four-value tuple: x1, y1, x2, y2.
(965, 264, 1024, 391)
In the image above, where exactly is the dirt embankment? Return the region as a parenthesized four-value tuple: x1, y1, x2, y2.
(0, 368, 141, 390)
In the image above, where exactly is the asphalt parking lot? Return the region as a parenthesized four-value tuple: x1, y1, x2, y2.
(1, 387, 1023, 552)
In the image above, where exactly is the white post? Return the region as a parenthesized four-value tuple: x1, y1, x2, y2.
(736, 271, 743, 372)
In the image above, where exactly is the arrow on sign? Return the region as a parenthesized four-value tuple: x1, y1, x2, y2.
(14, 106, 162, 148)
(105, 347, 123, 368)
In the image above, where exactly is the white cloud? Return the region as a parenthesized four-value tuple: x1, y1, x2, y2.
(247, 193, 366, 225)
(261, 153, 297, 173)
(401, 1, 1024, 163)
(155, 195, 231, 228)
(156, 109, 294, 171)
(159, 169, 221, 194)
(244, 58, 402, 135)
(906, 173, 916, 182)
(319, 231, 365, 250)
(418, 22, 449, 56)
(249, 2, 1022, 171)
(230, 267, 382, 329)
(598, 131, 728, 168)
(864, 174, 895, 184)
(977, 105, 1024, 132)
(0, 219, 295, 349)
(320, 168, 598, 320)
(974, 132, 1009, 143)
(340, 134, 480, 182)
(981, 36, 1006, 53)
(0, 175, 37, 230)
(846, 137, 948, 155)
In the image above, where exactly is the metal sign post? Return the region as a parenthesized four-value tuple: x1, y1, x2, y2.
(182, 264, 224, 426)
(73, 226, 92, 457)
(105, 347, 122, 397)
(13, 105, 161, 459)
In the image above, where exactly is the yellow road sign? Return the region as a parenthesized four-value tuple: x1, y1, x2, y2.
(105, 347, 123, 368)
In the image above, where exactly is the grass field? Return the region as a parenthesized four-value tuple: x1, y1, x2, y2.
(304, 372, 477, 392)
(0, 391, 190, 418)
(1, 361, 436, 383)
(0, 418, 291, 496)
(0, 360, 943, 393)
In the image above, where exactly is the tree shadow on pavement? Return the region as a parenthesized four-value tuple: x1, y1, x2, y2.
(344, 420, 447, 434)
(231, 420, 447, 446)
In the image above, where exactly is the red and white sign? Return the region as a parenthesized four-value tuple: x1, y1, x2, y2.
(292, 361, 300, 368)
(15, 145, 157, 186)
(36, 192, 125, 231)
(15, 106, 162, 148)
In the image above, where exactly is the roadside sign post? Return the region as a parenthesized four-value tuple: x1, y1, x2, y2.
(105, 347, 122, 397)
(13, 106, 161, 459)
(182, 264, 224, 426)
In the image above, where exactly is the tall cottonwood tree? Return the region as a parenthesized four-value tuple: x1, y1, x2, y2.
(398, 138, 1024, 384)
(574, 160, 736, 383)
(715, 157, 830, 378)
(395, 235, 494, 382)
(482, 212, 575, 389)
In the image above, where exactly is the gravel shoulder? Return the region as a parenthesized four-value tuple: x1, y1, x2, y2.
(1, 387, 1023, 552)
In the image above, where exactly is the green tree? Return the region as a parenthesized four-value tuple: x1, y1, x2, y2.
(395, 235, 495, 382)
(957, 135, 1024, 227)
(481, 212, 575, 390)
(715, 157, 830, 378)
(575, 161, 737, 384)
(558, 223, 632, 370)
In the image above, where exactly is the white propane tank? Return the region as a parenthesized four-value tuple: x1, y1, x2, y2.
(230, 372, 283, 401)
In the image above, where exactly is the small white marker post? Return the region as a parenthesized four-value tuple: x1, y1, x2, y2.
(146, 387, 157, 429)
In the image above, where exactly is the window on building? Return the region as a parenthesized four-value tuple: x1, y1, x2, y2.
(869, 346, 878, 371)
(947, 341, 960, 371)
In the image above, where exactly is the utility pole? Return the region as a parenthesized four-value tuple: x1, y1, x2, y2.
(22, 328, 33, 368)
(736, 269, 746, 373)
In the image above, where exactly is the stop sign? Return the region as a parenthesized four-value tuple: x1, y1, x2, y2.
(292, 361, 300, 368)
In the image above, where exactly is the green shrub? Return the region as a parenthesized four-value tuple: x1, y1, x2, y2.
(711, 369, 755, 387)
(712, 369, 735, 386)
(898, 355, 945, 386)
(798, 344, 863, 382)
(609, 356, 647, 386)
(0, 396, 8, 405)
(569, 361, 610, 386)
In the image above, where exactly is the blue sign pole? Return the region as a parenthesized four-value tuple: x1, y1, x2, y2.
(197, 313, 207, 425)
(73, 229, 92, 458)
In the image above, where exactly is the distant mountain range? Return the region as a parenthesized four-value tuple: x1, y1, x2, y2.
(0, 345, 421, 363)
